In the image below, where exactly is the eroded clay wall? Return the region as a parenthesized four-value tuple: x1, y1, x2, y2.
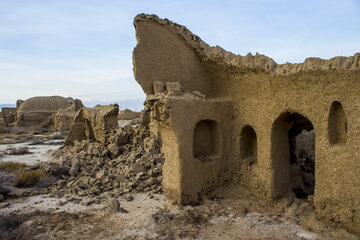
(133, 14, 360, 234)
(65, 104, 119, 145)
(133, 17, 213, 96)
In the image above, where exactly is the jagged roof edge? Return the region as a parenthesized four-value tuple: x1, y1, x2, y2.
(134, 14, 360, 75)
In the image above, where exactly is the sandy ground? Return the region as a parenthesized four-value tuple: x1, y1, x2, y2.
(0, 192, 325, 240)
(198, 213, 320, 240)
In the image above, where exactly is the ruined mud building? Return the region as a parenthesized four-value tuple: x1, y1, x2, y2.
(132, 14, 360, 234)
(16, 96, 83, 131)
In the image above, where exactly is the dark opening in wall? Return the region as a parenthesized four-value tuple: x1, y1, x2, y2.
(328, 101, 347, 145)
(85, 119, 95, 140)
(193, 120, 221, 161)
(293, 129, 315, 198)
(240, 125, 257, 165)
(271, 112, 315, 199)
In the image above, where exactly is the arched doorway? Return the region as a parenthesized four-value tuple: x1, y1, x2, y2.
(271, 112, 315, 199)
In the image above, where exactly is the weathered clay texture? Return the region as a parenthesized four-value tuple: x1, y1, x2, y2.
(65, 104, 119, 145)
(45, 105, 84, 132)
(133, 14, 360, 234)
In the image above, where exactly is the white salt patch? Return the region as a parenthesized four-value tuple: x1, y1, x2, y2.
(296, 231, 319, 239)
(0, 141, 61, 165)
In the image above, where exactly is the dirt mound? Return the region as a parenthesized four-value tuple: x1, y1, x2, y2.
(44, 124, 163, 204)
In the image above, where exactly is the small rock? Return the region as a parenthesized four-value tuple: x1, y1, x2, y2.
(0, 202, 10, 208)
(145, 178, 156, 186)
(78, 191, 87, 197)
(81, 199, 93, 206)
(124, 195, 134, 202)
(156, 176, 163, 183)
(37, 226, 44, 230)
(96, 170, 105, 179)
(108, 143, 120, 158)
(126, 181, 137, 189)
(0, 186, 11, 195)
(133, 161, 144, 173)
(8, 188, 27, 198)
(69, 159, 80, 177)
(119, 207, 128, 213)
(21, 220, 36, 228)
(0, 194, 4, 202)
(56, 200, 66, 206)
(104, 198, 120, 214)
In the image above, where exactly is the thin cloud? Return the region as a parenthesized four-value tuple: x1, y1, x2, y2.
(0, 0, 359, 104)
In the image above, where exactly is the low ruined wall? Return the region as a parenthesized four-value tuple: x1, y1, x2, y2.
(0, 115, 8, 133)
(65, 104, 119, 145)
(133, 14, 360, 234)
(1, 107, 16, 125)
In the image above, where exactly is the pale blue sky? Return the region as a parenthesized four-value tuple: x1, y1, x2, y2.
(0, 0, 359, 104)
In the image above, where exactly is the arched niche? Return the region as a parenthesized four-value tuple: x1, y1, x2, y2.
(240, 125, 257, 165)
(193, 120, 221, 161)
(328, 101, 347, 145)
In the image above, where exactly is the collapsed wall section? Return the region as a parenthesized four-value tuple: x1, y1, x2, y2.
(65, 104, 119, 145)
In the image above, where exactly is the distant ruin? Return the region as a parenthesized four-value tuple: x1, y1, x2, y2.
(133, 14, 360, 234)
(0, 96, 84, 133)
(16, 96, 83, 131)
(118, 109, 142, 121)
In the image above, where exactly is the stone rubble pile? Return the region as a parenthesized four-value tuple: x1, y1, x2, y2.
(43, 124, 163, 204)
